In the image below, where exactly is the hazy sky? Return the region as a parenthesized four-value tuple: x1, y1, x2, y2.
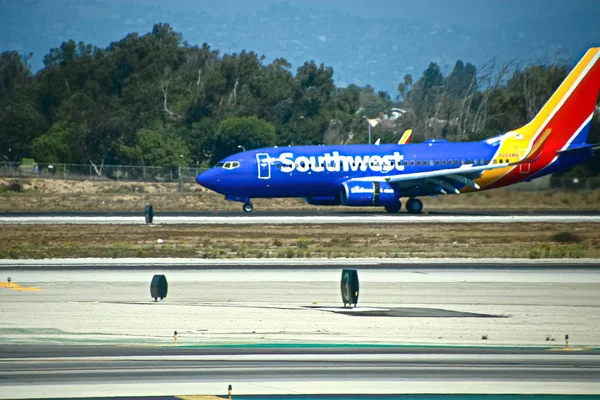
(131, 0, 600, 28)
(2, 0, 599, 90)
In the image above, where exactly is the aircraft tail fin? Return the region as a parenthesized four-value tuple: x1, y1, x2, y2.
(398, 129, 412, 145)
(513, 47, 600, 154)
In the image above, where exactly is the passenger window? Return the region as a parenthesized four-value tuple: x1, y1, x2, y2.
(417, 161, 421, 166)
(467, 159, 472, 164)
(461, 160, 465, 165)
(435, 160, 440, 166)
(441, 160, 446, 166)
(403, 161, 408, 166)
(275, 163, 281, 169)
(410, 161, 415, 166)
(474, 159, 478, 165)
(480, 159, 485, 165)
(454, 159, 459, 165)
(429, 160, 434, 166)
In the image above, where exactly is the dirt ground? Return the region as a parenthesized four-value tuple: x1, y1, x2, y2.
(1, 178, 599, 212)
(1, 222, 598, 259)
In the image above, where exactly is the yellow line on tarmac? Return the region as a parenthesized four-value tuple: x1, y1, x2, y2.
(177, 396, 225, 400)
(0, 282, 42, 291)
(548, 347, 591, 351)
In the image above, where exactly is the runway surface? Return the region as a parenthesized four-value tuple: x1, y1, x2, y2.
(2, 352, 600, 398)
(2, 211, 600, 217)
(2, 267, 599, 347)
(2, 265, 600, 397)
(2, 214, 600, 224)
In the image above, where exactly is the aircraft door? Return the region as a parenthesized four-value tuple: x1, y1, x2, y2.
(519, 149, 530, 174)
(256, 153, 271, 179)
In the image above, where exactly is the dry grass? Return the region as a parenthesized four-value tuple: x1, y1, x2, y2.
(1, 178, 600, 212)
(1, 223, 599, 259)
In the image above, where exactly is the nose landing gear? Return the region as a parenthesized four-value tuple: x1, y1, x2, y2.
(242, 202, 254, 213)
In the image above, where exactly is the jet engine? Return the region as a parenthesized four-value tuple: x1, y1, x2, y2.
(340, 181, 399, 207)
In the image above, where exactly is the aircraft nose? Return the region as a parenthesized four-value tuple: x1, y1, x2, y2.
(196, 170, 215, 189)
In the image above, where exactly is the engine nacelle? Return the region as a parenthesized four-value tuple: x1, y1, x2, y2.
(303, 196, 342, 206)
(340, 181, 399, 207)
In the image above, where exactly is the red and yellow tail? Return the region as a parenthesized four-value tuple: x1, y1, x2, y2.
(483, 47, 600, 188)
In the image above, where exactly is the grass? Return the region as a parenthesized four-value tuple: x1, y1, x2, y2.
(1, 177, 600, 213)
(1, 222, 599, 259)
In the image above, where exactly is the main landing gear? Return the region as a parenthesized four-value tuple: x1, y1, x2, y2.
(406, 198, 423, 214)
(242, 202, 254, 213)
(384, 201, 402, 213)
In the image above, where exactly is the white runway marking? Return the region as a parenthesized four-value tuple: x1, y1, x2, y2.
(1, 215, 600, 224)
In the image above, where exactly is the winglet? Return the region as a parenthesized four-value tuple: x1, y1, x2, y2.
(398, 129, 412, 145)
(374, 138, 381, 145)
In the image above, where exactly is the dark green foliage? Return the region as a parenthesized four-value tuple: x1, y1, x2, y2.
(1, 23, 598, 176)
(211, 116, 276, 164)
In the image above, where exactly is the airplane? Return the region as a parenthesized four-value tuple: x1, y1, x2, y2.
(196, 48, 600, 213)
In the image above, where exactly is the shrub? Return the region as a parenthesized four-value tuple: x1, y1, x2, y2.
(297, 237, 311, 249)
(551, 231, 582, 243)
(8, 181, 23, 193)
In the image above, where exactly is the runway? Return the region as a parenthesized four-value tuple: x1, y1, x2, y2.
(2, 265, 599, 397)
(1, 210, 600, 224)
(2, 352, 600, 398)
(2, 267, 599, 347)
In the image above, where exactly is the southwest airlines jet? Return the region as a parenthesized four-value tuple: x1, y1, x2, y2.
(196, 48, 600, 213)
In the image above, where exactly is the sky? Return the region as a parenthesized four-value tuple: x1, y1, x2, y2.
(1, 0, 599, 91)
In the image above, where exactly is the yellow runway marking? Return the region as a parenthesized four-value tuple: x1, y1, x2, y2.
(177, 396, 224, 400)
(0, 282, 42, 291)
(548, 347, 590, 352)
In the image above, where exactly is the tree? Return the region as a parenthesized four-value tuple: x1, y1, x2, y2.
(31, 123, 72, 163)
(211, 116, 276, 164)
(0, 51, 46, 160)
(118, 124, 190, 168)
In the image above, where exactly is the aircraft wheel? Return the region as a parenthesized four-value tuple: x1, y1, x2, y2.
(406, 198, 423, 214)
(242, 202, 254, 213)
(384, 201, 402, 213)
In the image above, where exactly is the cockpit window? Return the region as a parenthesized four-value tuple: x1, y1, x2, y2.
(215, 162, 225, 168)
(220, 161, 240, 170)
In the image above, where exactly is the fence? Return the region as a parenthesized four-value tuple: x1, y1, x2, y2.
(1, 162, 600, 190)
(0, 162, 208, 183)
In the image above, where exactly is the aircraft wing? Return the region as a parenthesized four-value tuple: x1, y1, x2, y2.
(350, 162, 508, 193)
(351, 129, 552, 194)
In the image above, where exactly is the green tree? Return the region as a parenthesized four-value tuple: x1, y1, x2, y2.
(211, 116, 276, 164)
(118, 124, 190, 168)
(31, 122, 72, 163)
(0, 51, 46, 160)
